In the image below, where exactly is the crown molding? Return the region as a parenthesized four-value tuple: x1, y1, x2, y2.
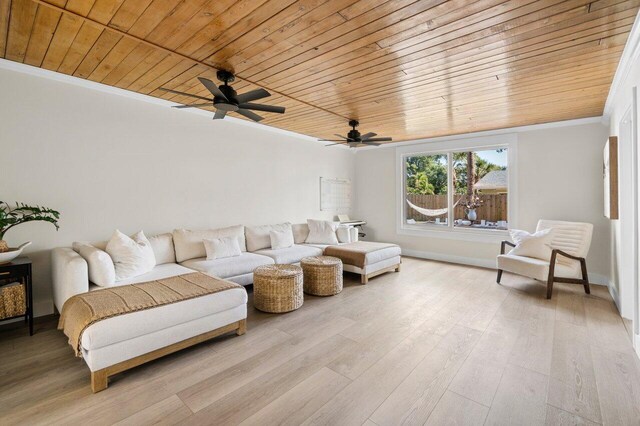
(603, 10, 640, 120)
(355, 116, 604, 151)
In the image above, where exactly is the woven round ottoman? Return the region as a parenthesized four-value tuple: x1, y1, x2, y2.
(253, 264, 303, 313)
(301, 256, 343, 296)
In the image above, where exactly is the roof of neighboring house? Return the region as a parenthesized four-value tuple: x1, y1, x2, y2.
(475, 170, 507, 190)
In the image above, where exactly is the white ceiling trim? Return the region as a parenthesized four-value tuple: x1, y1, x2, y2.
(355, 116, 604, 151)
(603, 9, 640, 120)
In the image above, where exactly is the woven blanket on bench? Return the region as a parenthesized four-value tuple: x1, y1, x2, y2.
(58, 273, 241, 356)
(324, 241, 399, 269)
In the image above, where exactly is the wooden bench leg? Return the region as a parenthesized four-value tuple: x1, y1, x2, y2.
(91, 370, 108, 393)
(236, 319, 247, 336)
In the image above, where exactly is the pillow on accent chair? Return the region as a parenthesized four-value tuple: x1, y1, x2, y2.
(105, 230, 156, 281)
(508, 228, 555, 260)
(204, 236, 242, 260)
(270, 228, 295, 249)
(305, 219, 339, 245)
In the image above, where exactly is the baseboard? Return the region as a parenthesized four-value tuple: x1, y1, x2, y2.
(401, 248, 608, 286)
(402, 248, 496, 269)
(607, 281, 621, 312)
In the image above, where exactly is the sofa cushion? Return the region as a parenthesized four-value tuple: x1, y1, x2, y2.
(245, 222, 292, 252)
(81, 286, 247, 351)
(173, 226, 246, 262)
(148, 233, 176, 265)
(112, 263, 196, 286)
(255, 244, 323, 264)
(181, 252, 274, 279)
(72, 242, 116, 287)
(497, 254, 581, 282)
(292, 223, 309, 244)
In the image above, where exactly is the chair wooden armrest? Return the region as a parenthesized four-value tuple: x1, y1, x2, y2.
(500, 240, 516, 254)
(551, 249, 584, 262)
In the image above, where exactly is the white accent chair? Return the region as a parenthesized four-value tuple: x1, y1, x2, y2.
(496, 220, 593, 299)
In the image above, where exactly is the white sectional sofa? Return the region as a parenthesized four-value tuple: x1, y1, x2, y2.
(51, 221, 397, 391)
(52, 222, 358, 311)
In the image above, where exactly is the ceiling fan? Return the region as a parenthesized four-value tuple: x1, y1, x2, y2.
(159, 70, 285, 122)
(322, 120, 392, 147)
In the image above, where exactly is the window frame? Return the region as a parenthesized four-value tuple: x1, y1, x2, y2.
(396, 134, 517, 243)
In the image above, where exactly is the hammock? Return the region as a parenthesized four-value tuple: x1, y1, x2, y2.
(406, 198, 462, 217)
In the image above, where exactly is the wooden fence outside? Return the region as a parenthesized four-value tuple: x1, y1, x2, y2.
(406, 193, 508, 222)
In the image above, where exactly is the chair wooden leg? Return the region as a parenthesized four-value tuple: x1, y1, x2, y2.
(546, 278, 554, 300)
(581, 260, 591, 295)
(91, 370, 108, 393)
(496, 269, 503, 284)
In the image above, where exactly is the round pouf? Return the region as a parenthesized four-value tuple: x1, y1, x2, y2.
(253, 264, 304, 313)
(301, 256, 343, 296)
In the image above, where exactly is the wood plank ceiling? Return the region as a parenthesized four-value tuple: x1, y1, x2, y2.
(1, 0, 638, 143)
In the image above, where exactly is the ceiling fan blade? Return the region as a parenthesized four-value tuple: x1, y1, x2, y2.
(236, 88, 270, 104)
(173, 102, 211, 109)
(325, 142, 349, 146)
(361, 141, 381, 146)
(334, 134, 348, 140)
(198, 77, 228, 101)
(320, 139, 348, 142)
(237, 103, 285, 114)
(236, 108, 264, 122)
(159, 88, 211, 102)
(360, 132, 377, 140)
(363, 137, 392, 142)
(213, 109, 227, 120)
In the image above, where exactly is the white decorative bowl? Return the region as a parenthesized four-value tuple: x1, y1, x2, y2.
(0, 242, 32, 264)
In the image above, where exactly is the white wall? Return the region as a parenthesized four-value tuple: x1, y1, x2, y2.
(604, 17, 640, 327)
(0, 65, 355, 316)
(354, 121, 611, 282)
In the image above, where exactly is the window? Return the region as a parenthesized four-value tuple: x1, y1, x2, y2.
(399, 135, 514, 239)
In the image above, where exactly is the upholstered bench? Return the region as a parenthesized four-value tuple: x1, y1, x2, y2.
(323, 241, 401, 283)
(57, 272, 247, 392)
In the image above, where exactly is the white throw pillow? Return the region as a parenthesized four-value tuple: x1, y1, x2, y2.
(204, 237, 242, 260)
(270, 228, 294, 250)
(72, 242, 116, 287)
(173, 226, 245, 262)
(105, 230, 156, 281)
(508, 228, 555, 260)
(305, 219, 339, 245)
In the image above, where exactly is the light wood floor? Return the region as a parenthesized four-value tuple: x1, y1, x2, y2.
(2, 257, 640, 425)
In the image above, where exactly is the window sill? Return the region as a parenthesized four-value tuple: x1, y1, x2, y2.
(398, 224, 509, 243)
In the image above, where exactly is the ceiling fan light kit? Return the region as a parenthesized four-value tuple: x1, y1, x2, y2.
(160, 70, 285, 122)
(322, 120, 393, 148)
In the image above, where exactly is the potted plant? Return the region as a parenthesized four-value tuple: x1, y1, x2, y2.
(462, 193, 483, 221)
(0, 201, 60, 259)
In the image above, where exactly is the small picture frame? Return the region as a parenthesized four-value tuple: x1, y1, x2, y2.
(603, 136, 619, 219)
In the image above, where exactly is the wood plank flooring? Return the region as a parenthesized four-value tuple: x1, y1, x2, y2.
(1, 257, 639, 425)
